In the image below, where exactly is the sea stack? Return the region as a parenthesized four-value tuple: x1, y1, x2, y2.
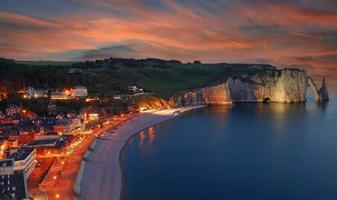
(318, 78, 329, 102)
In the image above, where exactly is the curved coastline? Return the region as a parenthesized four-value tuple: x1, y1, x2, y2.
(75, 105, 205, 200)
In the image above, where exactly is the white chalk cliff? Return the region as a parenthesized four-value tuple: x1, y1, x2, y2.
(171, 68, 328, 106)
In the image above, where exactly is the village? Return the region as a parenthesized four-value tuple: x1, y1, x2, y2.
(0, 84, 145, 199)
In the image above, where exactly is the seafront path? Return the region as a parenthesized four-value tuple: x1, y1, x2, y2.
(32, 114, 134, 200)
(77, 106, 205, 200)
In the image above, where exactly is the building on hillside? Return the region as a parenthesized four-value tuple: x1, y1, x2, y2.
(6, 105, 21, 116)
(127, 85, 138, 92)
(67, 68, 82, 74)
(0, 159, 29, 200)
(50, 89, 69, 100)
(24, 87, 48, 99)
(47, 101, 57, 115)
(7, 147, 36, 178)
(0, 87, 8, 101)
(72, 86, 88, 98)
(127, 85, 144, 95)
(51, 86, 88, 100)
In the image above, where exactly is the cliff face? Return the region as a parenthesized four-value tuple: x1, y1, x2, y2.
(170, 68, 308, 106)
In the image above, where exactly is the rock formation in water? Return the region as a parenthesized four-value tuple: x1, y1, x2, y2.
(170, 68, 320, 106)
(307, 77, 330, 102)
(318, 78, 329, 102)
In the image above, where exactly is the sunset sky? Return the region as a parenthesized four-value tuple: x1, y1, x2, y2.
(0, 0, 336, 81)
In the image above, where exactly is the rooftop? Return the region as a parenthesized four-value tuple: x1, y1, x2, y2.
(26, 138, 58, 146)
(25, 135, 70, 148)
(0, 159, 14, 167)
(8, 147, 35, 161)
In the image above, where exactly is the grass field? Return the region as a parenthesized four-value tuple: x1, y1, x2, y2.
(16, 60, 77, 66)
(1, 58, 274, 96)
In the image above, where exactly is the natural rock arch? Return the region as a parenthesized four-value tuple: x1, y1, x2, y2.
(262, 97, 271, 103)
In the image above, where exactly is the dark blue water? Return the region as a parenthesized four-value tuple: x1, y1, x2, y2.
(122, 95, 337, 200)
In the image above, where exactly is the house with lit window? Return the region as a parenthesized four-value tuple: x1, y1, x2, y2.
(6, 105, 21, 116)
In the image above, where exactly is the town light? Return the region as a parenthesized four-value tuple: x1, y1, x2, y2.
(55, 194, 60, 198)
(53, 175, 57, 180)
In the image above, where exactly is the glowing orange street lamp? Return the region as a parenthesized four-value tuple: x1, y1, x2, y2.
(53, 175, 57, 180)
(55, 193, 60, 199)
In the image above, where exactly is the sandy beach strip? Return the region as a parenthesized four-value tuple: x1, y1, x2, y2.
(76, 106, 205, 200)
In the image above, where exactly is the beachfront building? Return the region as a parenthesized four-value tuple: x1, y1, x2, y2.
(25, 135, 71, 157)
(0, 159, 29, 200)
(7, 147, 36, 178)
(53, 117, 84, 135)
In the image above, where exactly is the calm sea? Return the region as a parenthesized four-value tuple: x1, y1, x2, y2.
(121, 91, 337, 200)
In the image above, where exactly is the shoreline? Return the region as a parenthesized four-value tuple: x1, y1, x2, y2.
(76, 105, 205, 200)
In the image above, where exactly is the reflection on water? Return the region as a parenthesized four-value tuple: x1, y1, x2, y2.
(148, 127, 155, 144)
(138, 127, 156, 146)
(139, 131, 145, 145)
(123, 97, 337, 200)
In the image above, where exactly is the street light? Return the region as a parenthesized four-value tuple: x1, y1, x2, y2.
(55, 193, 60, 199)
(53, 175, 57, 180)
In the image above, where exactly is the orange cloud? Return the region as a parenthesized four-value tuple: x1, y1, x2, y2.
(0, 0, 336, 84)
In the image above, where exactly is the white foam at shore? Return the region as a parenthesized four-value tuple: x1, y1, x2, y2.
(75, 105, 205, 200)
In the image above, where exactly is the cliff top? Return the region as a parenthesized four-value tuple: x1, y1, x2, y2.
(0, 57, 300, 96)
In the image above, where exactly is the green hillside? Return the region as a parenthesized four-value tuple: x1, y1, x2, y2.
(0, 57, 276, 96)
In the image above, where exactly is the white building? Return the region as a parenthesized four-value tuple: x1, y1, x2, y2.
(8, 147, 36, 178)
(68, 68, 82, 74)
(54, 118, 85, 135)
(6, 104, 21, 116)
(72, 86, 88, 98)
(127, 85, 144, 93)
(25, 87, 48, 99)
(127, 86, 138, 92)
